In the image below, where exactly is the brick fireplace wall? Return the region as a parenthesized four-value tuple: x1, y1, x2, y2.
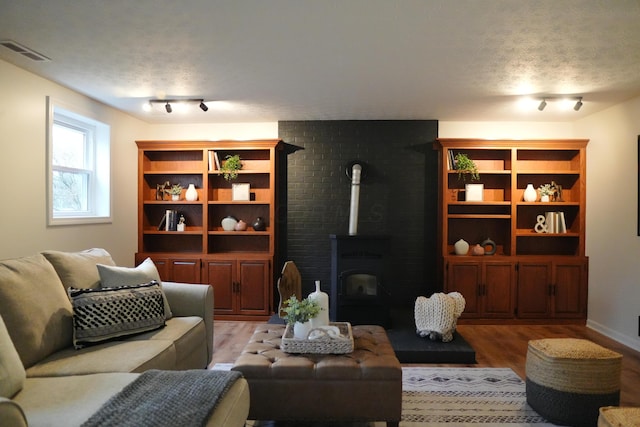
(278, 120, 439, 307)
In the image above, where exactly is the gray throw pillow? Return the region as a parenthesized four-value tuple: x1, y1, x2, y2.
(96, 257, 172, 319)
(68, 281, 165, 349)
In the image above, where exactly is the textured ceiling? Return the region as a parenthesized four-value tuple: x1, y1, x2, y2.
(1, 0, 640, 124)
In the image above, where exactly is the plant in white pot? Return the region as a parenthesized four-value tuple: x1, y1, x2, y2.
(282, 295, 321, 339)
(168, 184, 182, 201)
(538, 183, 556, 202)
(454, 153, 482, 201)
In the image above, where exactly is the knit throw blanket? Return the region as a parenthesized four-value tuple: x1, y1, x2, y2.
(82, 369, 242, 427)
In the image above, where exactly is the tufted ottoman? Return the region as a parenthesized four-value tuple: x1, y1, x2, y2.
(232, 324, 402, 426)
(598, 406, 640, 427)
(526, 338, 623, 427)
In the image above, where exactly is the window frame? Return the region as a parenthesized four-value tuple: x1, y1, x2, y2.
(46, 96, 112, 226)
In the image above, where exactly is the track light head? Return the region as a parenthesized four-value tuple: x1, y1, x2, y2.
(199, 101, 208, 112)
(538, 99, 547, 111)
(574, 98, 583, 111)
(165, 102, 172, 113)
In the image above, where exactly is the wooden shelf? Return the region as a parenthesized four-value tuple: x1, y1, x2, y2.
(436, 138, 589, 322)
(136, 139, 283, 320)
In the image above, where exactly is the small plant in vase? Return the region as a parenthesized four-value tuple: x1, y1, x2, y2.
(168, 184, 182, 201)
(454, 153, 480, 182)
(221, 154, 242, 181)
(282, 295, 321, 339)
(538, 183, 556, 202)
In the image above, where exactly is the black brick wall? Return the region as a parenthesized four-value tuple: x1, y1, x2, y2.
(278, 120, 439, 308)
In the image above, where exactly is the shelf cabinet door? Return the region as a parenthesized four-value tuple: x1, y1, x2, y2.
(135, 254, 201, 283)
(482, 261, 516, 317)
(205, 258, 271, 316)
(552, 259, 588, 318)
(445, 259, 482, 317)
(205, 260, 236, 315)
(237, 259, 270, 315)
(516, 260, 552, 318)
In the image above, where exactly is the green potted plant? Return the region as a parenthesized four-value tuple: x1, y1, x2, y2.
(282, 295, 321, 339)
(454, 153, 480, 182)
(221, 154, 242, 181)
(168, 184, 182, 201)
(455, 153, 482, 201)
(538, 183, 556, 202)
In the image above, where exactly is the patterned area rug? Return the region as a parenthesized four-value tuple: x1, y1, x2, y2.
(211, 366, 559, 426)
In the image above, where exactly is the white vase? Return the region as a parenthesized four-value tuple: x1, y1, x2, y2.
(454, 239, 469, 255)
(309, 280, 329, 328)
(185, 183, 198, 201)
(293, 321, 311, 339)
(523, 183, 537, 202)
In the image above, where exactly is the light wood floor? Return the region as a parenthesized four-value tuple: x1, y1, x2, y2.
(210, 321, 640, 407)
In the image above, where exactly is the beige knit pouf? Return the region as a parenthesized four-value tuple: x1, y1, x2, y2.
(598, 407, 640, 427)
(526, 338, 623, 427)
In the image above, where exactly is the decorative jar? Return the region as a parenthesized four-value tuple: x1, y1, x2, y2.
(309, 280, 329, 329)
(454, 239, 469, 255)
(221, 216, 238, 231)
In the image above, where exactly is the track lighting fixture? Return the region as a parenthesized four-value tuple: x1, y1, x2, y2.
(538, 99, 547, 111)
(530, 96, 584, 112)
(574, 97, 583, 111)
(145, 98, 209, 113)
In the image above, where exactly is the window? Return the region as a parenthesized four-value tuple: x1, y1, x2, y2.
(47, 97, 111, 225)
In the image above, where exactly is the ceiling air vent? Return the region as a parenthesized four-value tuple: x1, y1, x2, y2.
(0, 40, 50, 62)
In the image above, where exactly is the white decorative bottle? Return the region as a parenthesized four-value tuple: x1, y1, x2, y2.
(523, 183, 537, 202)
(185, 184, 198, 201)
(309, 280, 329, 328)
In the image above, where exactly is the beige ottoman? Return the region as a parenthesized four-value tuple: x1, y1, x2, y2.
(526, 338, 623, 427)
(598, 407, 640, 427)
(232, 324, 402, 426)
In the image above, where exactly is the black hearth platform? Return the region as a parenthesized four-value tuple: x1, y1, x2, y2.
(267, 309, 476, 364)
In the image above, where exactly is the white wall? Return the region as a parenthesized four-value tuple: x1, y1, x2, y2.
(576, 98, 640, 351)
(0, 60, 146, 265)
(0, 59, 277, 265)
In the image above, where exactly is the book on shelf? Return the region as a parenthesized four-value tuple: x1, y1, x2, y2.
(544, 211, 567, 234)
(208, 150, 221, 171)
(165, 209, 178, 231)
(558, 211, 567, 233)
(448, 150, 455, 170)
(157, 213, 167, 230)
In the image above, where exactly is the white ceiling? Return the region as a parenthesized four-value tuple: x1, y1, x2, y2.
(1, 0, 640, 124)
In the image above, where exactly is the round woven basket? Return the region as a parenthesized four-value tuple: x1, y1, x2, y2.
(598, 406, 640, 427)
(526, 338, 622, 394)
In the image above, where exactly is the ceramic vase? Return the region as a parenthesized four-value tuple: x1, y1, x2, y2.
(309, 280, 329, 329)
(234, 219, 247, 231)
(523, 183, 537, 202)
(454, 239, 469, 255)
(293, 321, 311, 340)
(185, 183, 198, 201)
(252, 216, 266, 231)
(221, 216, 238, 231)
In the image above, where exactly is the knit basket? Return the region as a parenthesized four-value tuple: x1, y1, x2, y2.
(526, 338, 622, 427)
(598, 406, 640, 427)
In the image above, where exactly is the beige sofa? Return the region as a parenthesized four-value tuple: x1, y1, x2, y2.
(0, 249, 249, 427)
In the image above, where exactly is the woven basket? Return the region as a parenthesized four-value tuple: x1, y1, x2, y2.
(526, 338, 622, 394)
(281, 322, 353, 354)
(598, 406, 640, 427)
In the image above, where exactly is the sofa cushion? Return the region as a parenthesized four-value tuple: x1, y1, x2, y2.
(68, 282, 166, 349)
(97, 257, 173, 319)
(0, 315, 26, 398)
(42, 248, 115, 290)
(15, 373, 139, 427)
(26, 339, 176, 377)
(0, 254, 73, 368)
